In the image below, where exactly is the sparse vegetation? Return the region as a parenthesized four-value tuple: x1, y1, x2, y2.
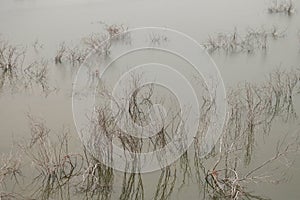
(0, 68, 299, 199)
(66, 46, 88, 66)
(0, 39, 26, 91)
(190, 69, 300, 199)
(0, 39, 54, 94)
(268, 0, 295, 15)
(202, 132, 300, 200)
(83, 33, 111, 56)
(103, 23, 129, 40)
(55, 42, 88, 66)
(54, 23, 131, 64)
(0, 153, 22, 187)
(0, 40, 25, 74)
(17, 116, 84, 199)
(0, 153, 23, 200)
(23, 59, 53, 94)
(0, 17, 300, 199)
(203, 27, 286, 53)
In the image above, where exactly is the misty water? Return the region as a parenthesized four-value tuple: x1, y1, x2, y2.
(0, 0, 300, 199)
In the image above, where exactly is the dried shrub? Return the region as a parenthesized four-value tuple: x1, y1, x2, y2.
(83, 33, 111, 56)
(18, 116, 84, 198)
(203, 27, 285, 54)
(268, 0, 296, 15)
(0, 39, 26, 91)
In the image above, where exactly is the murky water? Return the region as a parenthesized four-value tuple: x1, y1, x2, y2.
(0, 0, 300, 199)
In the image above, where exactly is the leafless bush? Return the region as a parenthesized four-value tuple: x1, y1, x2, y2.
(0, 66, 298, 199)
(0, 40, 25, 74)
(202, 131, 300, 200)
(83, 33, 111, 56)
(54, 23, 130, 64)
(23, 59, 54, 95)
(266, 69, 299, 121)
(223, 69, 299, 165)
(190, 68, 300, 199)
(203, 27, 285, 53)
(24, 68, 298, 199)
(0, 153, 22, 188)
(0, 39, 55, 95)
(0, 39, 26, 91)
(54, 42, 88, 66)
(194, 123, 300, 199)
(0, 153, 23, 200)
(66, 46, 88, 66)
(104, 23, 129, 39)
(18, 116, 84, 198)
(83, 22, 131, 56)
(268, 0, 295, 15)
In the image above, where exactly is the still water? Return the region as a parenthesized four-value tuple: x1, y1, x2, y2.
(0, 0, 300, 199)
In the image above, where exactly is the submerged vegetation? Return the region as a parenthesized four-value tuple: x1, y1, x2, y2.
(0, 39, 54, 95)
(54, 23, 130, 66)
(18, 116, 84, 199)
(0, 23, 130, 95)
(0, 67, 299, 199)
(0, 7, 299, 197)
(0, 153, 22, 199)
(55, 42, 88, 66)
(0, 39, 25, 92)
(268, 0, 296, 15)
(203, 26, 286, 53)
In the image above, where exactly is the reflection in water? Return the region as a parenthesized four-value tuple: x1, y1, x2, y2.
(0, 39, 25, 93)
(17, 116, 83, 200)
(77, 154, 114, 200)
(0, 66, 299, 199)
(0, 18, 300, 199)
(119, 172, 144, 200)
(54, 42, 88, 67)
(153, 166, 176, 200)
(202, 26, 286, 54)
(0, 39, 55, 96)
